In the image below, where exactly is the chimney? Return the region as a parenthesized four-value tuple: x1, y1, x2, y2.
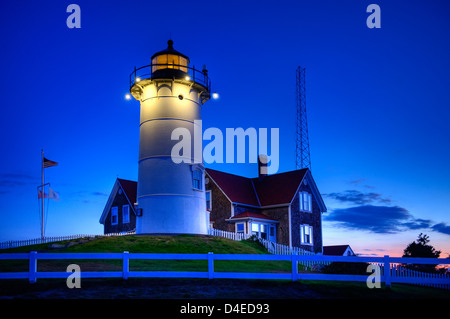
(258, 154, 268, 179)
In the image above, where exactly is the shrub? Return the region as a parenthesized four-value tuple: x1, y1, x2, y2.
(321, 262, 369, 275)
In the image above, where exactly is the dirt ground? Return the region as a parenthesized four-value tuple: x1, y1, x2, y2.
(1, 278, 447, 318)
(1, 277, 448, 299)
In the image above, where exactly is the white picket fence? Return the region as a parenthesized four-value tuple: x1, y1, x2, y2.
(370, 262, 450, 290)
(208, 228, 250, 241)
(208, 228, 450, 290)
(0, 230, 136, 250)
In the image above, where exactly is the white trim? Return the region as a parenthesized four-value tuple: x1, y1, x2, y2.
(288, 205, 292, 248)
(99, 180, 120, 224)
(226, 217, 279, 224)
(344, 246, 355, 256)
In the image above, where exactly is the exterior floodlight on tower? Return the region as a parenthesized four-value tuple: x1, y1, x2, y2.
(296, 66, 311, 171)
(129, 40, 212, 235)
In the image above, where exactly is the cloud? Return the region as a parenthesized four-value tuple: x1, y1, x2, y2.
(348, 179, 376, 189)
(0, 172, 40, 192)
(92, 191, 108, 197)
(324, 190, 392, 205)
(324, 205, 432, 234)
(431, 223, 450, 236)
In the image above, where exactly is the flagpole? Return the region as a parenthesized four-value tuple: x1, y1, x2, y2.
(41, 149, 45, 240)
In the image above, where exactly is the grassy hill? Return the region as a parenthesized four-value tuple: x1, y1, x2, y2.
(1, 234, 267, 254)
(0, 234, 291, 274)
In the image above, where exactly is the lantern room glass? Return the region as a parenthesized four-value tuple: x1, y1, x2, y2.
(152, 54, 188, 73)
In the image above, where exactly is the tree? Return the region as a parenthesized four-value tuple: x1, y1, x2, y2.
(402, 233, 441, 273)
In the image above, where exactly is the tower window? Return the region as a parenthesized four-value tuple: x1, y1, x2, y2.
(193, 169, 202, 190)
(206, 190, 212, 210)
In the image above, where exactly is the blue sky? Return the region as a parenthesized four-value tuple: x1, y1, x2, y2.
(0, 0, 449, 257)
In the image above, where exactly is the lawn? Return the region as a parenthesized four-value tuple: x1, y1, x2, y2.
(0, 234, 449, 299)
(0, 235, 293, 274)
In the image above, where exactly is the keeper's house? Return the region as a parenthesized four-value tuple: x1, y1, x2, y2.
(100, 166, 326, 253)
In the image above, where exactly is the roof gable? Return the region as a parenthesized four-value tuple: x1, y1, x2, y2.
(323, 245, 353, 256)
(252, 169, 308, 206)
(117, 178, 137, 207)
(99, 178, 137, 224)
(205, 167, 326, 210)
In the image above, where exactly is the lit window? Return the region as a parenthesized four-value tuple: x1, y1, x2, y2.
(251, 223, 259, 236)
(123, 205, 130, 224)
(193, 169, 202, 190)
(111, 207, 118, 225)
(300, 224, 313, 245)
(152, 54, 188, 73)
(206, 190, 212, 210)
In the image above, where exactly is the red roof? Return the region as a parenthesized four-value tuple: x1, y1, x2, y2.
(252, 169, 308, 206)
(230, 211, 277, 221)
(205, 169, 260, 206)
(206, 168, 308, 207)
(117, 178, 137, 207)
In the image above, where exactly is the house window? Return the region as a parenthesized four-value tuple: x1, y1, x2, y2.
(236, 223, 245, 234)
(111, 207, 118, 225)
(206, 190, 212, 210)
(123, 205, 130, 224)
(251, 222, 268, 240)
(299, 192, 312, 212)
(251, 223, 259, 236)
(300, 224, 313, 245)
(193, 169, 202, 190)
(260, 224, 268, 239)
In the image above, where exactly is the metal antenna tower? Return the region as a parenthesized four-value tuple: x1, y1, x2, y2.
(296, 66, 311, 170)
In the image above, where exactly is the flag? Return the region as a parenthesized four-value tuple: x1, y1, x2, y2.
(43, 157, 58, 168)
(38, 189, 48, 199)
(48, 187, 60, 201)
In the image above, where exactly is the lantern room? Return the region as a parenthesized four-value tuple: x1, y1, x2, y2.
(151, 39, 189, 73)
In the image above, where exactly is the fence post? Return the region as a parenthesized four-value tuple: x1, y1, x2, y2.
(292, 255, 298, 281)
(123, 251, 129, 280)
(383, 255, 391, 289)
(29, 251, 37, 284)
(208, 252, 214, 279)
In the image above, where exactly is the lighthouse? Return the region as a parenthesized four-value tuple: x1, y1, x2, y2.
(129, 40, 211, 234)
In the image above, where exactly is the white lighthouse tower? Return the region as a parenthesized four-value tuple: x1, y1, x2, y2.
(129, 40, 211, 235)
